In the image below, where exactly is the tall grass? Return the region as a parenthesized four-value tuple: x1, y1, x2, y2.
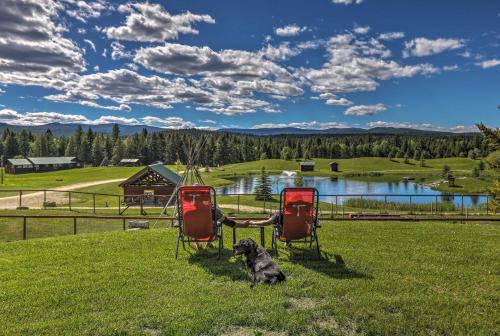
(344, 198, 457, 212)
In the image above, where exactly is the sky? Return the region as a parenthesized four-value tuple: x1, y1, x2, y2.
(0, 0, 499, 132)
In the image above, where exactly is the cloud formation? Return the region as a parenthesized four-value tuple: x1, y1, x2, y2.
(344, 103, 386, 116)
(105, 2, 215, 42)
(478, 59, 500, 69)
(403, 37, 465, 58)
(275, 24, 307, 37)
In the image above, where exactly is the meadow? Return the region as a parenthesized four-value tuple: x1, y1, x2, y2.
(0, 220, 498, 335)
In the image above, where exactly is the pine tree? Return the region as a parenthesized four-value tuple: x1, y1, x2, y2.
(91, 136, 104, 166)
(303, 149, 311, 160)
(260, 152, 268, 160)
(111, 139, 125, 164)
(404, 153, 410, 164)
(3, 131, 17, 158)
(255, 167, 273, 201)
(112, 124, 120, 142)
(441, 165, 450, 178)
(420, 152, 426, 167)
(295, 173, 304, 187)
(281, 146, 292, 160)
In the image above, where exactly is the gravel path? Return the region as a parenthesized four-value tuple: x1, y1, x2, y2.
(0, 179, 125, 209)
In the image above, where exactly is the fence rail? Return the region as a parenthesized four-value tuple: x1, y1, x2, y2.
(0, 213, 498, 242)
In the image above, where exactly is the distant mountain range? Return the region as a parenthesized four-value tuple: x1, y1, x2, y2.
(220, 126, 476, 136)
(0, 123, 476, 137)
(0, 123, 165, 136)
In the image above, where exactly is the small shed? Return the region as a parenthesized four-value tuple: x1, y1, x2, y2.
(329, 161, 339, 172)
(5, 158, 33, 174)
(299, 161, 315, 172)
(118, 158, 141, 167)
(119, 162, 181, 205)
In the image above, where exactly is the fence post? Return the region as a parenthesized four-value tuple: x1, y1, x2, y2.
(330, 202, 334, 218)
(435, 195, 438, 214)
(19, 190, 22, 208)
(43, 190, 47, 209)
(123, 218, 126, 231)
(237, 195, 240, 214)
(69, 191, 72, 211)
(409, 196, 412, 213)
(263, 200, 266, 214)
(73, 217, 77, 235)
(118, 196, 121, 215)
(461, 196, 464, 215)
(335, 196, 338, 215)
(93, 194, 96, 214)
(486, 196, 489, 215)
(23, 216, 27, 240)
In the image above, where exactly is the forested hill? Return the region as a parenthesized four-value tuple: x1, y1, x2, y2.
(0, 125, 488, 167)
(0, 123, 478, 137)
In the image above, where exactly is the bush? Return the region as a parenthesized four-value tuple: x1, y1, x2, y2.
(344, 198, 457, 212)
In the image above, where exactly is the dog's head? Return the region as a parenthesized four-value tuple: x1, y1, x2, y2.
(233, 238, 257, 256)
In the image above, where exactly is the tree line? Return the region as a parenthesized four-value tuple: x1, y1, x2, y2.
(0, 125, 490, 166)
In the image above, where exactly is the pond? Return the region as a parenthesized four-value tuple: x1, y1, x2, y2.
(215, 175, 487, 207)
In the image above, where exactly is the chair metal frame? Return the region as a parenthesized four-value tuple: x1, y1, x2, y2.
(175, 186, 222, 259)
(272, 187, 321, 258)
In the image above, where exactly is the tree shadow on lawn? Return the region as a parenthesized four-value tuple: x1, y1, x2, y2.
(187, 248, 249, 282)
(285, 248, 373, 280)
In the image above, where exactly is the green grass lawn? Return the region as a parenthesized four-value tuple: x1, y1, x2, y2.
(0, 221, 498, 335)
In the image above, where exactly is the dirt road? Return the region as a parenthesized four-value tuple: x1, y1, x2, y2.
(0, 179, 125, 209)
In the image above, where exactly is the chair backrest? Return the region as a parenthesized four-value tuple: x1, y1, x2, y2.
(279, 187, 318, 240)
(178, 186, 216, 241)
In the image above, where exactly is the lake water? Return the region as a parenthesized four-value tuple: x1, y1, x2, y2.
(215, 175, 487, 207)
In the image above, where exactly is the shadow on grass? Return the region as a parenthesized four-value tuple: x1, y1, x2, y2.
(286, 248, 373, 280)
(187, 248, 249, 282)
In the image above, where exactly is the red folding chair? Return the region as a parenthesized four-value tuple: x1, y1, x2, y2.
(176, 186, 222, 259)
(272, 187, 321, 258)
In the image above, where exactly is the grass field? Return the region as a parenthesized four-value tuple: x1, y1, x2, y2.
(0, 220, 498, 335)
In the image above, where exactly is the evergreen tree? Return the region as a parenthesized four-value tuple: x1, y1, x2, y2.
(404, 153, 410, 164)
(295, 173, 304, 187)
(111, 139, 125, 164)
(214, 138, 229, 166)
(91, 136, 104, 166)
(441, 165, 450, 178)
(3, 131, 17, 158)
(255, 167, 273, 201)
(112, 124, 120, 142)
(420, 152, 426, 167)
(303, 149, 311, 160)
(260, 152, 268, 160)
(280, 146, 292, 160)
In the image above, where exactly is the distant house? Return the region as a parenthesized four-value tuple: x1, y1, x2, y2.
(5, 157, 81, 174)
(119, 162, 181, 205)
(118, 158, 141, 167)
(329, 161, 339, 172)
(5, 158, 33, 174)
(299, 161, 315, 172)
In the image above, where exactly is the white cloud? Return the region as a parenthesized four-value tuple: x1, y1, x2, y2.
(0, 88, 5, 95)
(332, 0, 363, 4)
(83, 39, 96, 52)
(260, 43, 301, 61)
(353, 26, 370, 34)
(0, 0, 85, 88)
(478, 59, 500, 69)
(275, 24, 307, 37)
(377, 32, 405, 41)
(300, 33, 438, 105)
(104, 2, 215, 42)
(142, 116, 194, 129)
(367, 121, 478, 133)
(199, 119, 216, 124)
(344, 103, 386, 116)
(110, 41, 132, 60)
(253, 121, 349, 129)
(443, 65, 459, 71)
(65, 0, 108, 23)
(403, 37, 465, 58)
(89, 116, 140, 125)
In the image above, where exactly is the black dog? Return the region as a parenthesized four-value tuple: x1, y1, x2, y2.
(233, 238, 286, 287)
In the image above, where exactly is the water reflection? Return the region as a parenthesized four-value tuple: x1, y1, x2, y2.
(215, 175, 487, 207)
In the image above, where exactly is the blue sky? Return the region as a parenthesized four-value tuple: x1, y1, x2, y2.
(0, 0, 498, 132)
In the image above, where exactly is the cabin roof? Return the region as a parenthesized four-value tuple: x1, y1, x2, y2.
(119, 158, 140, 163)
(119, 162, 181, 187)
(299, 161, 315, 166)
(7, 158, 32, 166)
(28, 157, 77, 165)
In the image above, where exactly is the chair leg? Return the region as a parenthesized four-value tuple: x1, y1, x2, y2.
(315, 233, 321, 259)
(272, 229, 278, 257)
(175, 234, 181, 259)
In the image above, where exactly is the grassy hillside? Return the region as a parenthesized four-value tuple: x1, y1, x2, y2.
(0, 221, 498, 335)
